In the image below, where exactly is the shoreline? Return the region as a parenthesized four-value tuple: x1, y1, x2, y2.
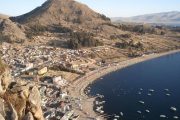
(68, 49, 180, 120)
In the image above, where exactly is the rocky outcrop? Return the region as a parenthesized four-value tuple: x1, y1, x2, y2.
(4, 82, 44, 120)
(28, 86, 44, 120)
(0, 64, 44, 120)
(23, 112, 34, 120)
(0, 67, 11, 95)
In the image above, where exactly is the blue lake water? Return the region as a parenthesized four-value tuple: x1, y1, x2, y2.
(89, 52, 180, 120)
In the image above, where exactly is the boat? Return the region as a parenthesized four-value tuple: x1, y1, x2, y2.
(99, 101, 106, 104)
(145, 110, 150, 113)
(138, 92, 142, 95)
(114, 115, 120, 118)
(97, 94, 104, 98)
(164, 89, 169, 92)
(147, 93, 152, 96)
(120, 112, 123, 116)
(170, 107, 177, 112)
(173, 116, 179, 119)
(100, 110, 104, 114)
(95, 101, 99, 105)
(166, 93, 171, 96)
(137, 111, 142, 114)
(149, 89, 155, 92)
(140, 88, 143, 91)
(139, 101, 145, 104)
(160, 115, 166, 118)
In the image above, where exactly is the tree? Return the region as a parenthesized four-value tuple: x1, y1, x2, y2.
(68, 32, 104, 49)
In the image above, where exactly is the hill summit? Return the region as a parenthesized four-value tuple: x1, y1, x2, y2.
(11, 0, 110, 29)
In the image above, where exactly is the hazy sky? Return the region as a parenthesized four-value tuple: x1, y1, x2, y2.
(0, 0, 180, 17)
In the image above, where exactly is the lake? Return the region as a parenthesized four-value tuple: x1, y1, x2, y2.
(88, 52, 180, 120)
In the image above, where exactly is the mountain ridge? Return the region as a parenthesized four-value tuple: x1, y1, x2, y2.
(112, 11, 180, 26)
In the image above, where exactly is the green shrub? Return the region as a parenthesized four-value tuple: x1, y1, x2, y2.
(117, 24, 161, 34)
(26, 24, 48, 39)
(51, 25, 72, 33)
(68, 32, 104, 49)
(115, 40, 143, 50)
(115, 41, 129, 49)
(98, 14, 111, 21)
(0, 32, 11, 43)
(110, 34, 131, 40)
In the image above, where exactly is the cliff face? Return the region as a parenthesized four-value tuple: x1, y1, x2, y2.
(0, 62, 44, 120)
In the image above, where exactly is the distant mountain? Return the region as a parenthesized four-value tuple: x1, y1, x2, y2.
(112, 11, 180, 26)
(0, 13, 9, 19)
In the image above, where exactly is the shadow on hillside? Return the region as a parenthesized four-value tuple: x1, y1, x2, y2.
(47, 39, 68, 48)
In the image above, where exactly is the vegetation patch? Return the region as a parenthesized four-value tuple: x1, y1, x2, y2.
(110, 34, 131, 40)
(115, 40, 143, 50)
(116, 24, 166, 35)
(68, 32, 104, 49)
(0, 32, 11, 43)
(98, 14, 111, 21)
(51, 25, 72, 33)
(26, 24, 48, 39)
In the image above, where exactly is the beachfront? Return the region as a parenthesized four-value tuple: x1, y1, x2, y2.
(68, 49, 180, 120)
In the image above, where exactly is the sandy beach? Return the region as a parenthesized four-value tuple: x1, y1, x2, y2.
(68, 49, 180, 120)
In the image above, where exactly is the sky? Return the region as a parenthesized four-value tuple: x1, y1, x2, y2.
(0, 0, 180, 17)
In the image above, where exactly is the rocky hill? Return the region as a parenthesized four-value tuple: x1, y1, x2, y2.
(112, 11, 180, 26)
(11, 0, 110, 31)
(0, 19, 26, 43)
(0, 0, 179, 49)
(0, 13, 26, 43)
(0, 0, 123, 44)
(1, 0, 110, 44)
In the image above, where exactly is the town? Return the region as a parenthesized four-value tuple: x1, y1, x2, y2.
(1, 42, 117, 120)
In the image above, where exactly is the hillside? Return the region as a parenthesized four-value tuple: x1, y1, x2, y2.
(112, 11, 180, 26)
(0, 19, 26, 43)
(11, 0, 110, 31)
(7, 0, 122, 43)
(0, 0, 179, 50)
